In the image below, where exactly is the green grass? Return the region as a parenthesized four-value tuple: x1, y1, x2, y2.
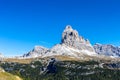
(0, 72, 22, 80)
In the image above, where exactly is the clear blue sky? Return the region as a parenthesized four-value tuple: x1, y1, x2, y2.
(0, 0, 120, 57)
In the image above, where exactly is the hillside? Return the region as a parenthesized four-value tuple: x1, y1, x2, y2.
(0, 68, 22, 80)
(0, 58, 120, 80)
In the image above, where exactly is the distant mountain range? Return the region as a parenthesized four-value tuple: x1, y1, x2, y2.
(22, 25, 120, 59)
(94, 43, 120, 57)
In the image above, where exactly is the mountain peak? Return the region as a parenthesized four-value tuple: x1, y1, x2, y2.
(94, 44, 120, 57)
(23, 46, 48, 58)
(61, 25, 94, 52)
(62, 25, 79, 44)
(65, 25, 73, 30)
(23, 25, 96, 58)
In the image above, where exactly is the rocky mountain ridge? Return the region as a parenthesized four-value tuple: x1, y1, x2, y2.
(61, 25, 94, 52)
(23, 46, 48, 58)
(23, 25, 96, 58)
(94, 43, 120, 57)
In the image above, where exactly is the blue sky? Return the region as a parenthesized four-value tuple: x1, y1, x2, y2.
(0, 0, 120, 57)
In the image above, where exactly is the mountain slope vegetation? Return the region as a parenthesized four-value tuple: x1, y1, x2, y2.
(0, 58, 120, 80)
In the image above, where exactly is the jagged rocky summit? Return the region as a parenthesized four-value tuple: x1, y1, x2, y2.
(23, 25, 96, 58)
(23, 46, 48, 58)
(61, 25, 94, 52)
(94, 43, 120, 57)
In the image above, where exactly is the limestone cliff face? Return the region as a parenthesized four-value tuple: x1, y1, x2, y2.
(23, 25, 96, 58)
(61, 25, 94, 52)
(23, 46, 48, 58)
(94, 43, 120, 57)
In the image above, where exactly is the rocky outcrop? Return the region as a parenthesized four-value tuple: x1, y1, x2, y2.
(23, 46, 48, 58)
(61, 25, 94, 52)
(23, 25, 96, 58)
(46, 58, 57, 73)
(62, 25, 87, 44)
(94, 43, 120, 57)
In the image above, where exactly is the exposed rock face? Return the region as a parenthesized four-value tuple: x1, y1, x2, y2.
(23, 25, 96, 58)
(94, 43, 120, 57)
(105, 62, 120, 69)
(42, 44, 80, 57)
(61, 25, 94, 52)
(23, 46, 48, 58)
(62, 25, 88, 44)
(46, 58, 57, 73)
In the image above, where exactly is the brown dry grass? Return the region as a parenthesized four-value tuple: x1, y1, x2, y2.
(3, 58, 34, 64)
(3, 55, 120, 64)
